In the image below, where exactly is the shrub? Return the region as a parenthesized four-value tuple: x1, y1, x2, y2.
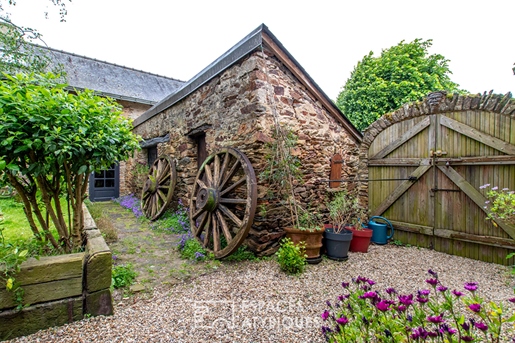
(111, 263, 137, 289)
(276, 237, 307, 275)
(481, 184, 515, 225)
(223, 245, 257, 262)
(150, 199, 189, 233)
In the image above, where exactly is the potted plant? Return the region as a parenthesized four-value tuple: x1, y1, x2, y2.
(284, 208, 325, 263)
(345, 206, 373, 253)
(324, 191, 354, 261)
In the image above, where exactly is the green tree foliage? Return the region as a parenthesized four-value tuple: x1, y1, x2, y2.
(336, 39, 463, 131)
(0, 73, 140, 251)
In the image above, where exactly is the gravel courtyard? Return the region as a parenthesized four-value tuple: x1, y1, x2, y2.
(7, 244, 515, 343)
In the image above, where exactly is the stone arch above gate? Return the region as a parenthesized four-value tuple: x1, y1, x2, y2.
(358, 91, 515, 264)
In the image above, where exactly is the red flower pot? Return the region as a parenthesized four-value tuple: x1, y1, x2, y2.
(345, 226, 373, 253)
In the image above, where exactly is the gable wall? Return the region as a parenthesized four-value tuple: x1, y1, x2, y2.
(127, 47, 361, 255)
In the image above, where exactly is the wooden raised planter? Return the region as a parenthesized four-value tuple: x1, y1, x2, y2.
(0, 204, 113, 340)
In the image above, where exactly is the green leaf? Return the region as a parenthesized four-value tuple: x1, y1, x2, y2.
(6, 163, 19, 172)
(77, 165, 88, 175)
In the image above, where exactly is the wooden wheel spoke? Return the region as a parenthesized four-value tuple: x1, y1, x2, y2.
(216, 210, 233, 242)
(157, 189, 167, 203)
(218, 204, 243, 228)
(203, 214, 212, 247)
(220, 177, 246, 196)
(219, 160, 240, 190)
(218, 152, 229, 186)
(213, 215, 220, 252)
(220, 198, 248, 204)
(196, 178, 207, 189)
(192, 207, 205, 220)
(196, 211, 209, 231)
(214, 154, 221, 188)
(204, 164, 214, 187)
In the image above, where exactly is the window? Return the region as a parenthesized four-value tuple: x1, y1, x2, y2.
(148, 146, 158, 166)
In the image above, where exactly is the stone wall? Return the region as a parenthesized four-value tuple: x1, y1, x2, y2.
(129, 47, 361, 255)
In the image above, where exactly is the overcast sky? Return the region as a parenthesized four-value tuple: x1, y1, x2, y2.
(6, 0, 515, 101)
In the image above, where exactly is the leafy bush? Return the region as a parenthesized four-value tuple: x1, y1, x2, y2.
(481, 184, 515, 225)
(178, 231, 211, 261)
(223, 245, 257, 262)
(111, 263, 137, 289)
(321, 270, 515, 342)
(276, 237, 307, 275)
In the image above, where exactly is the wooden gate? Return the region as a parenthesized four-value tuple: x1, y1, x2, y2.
(360, 92, 515, 264)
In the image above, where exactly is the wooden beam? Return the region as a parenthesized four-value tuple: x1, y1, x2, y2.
(434, 155, 515, 166)
(262, 33, 362, 143)
(368, 158, 431, 167)
(371, 165, 432, 216)
(437, 165, 515, 240)
(370, 117, 430, 159)
(440, 116, 515, 155)
(390, 220, 515, 250)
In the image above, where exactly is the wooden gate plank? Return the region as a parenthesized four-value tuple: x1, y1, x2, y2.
(440, 116, 515, 155)
(371, 165, 432, 217)
(370, 117, 430, 160)
(437, 165, 515, 239)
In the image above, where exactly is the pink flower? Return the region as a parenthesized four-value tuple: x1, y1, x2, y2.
(321, 310, 330, 320)
(336, 316, 349, 326)
(427, 315, 444, 324)
(464, 282, 478, 292)
(376, 300, 390, 312)
(474, 321, 488, 331)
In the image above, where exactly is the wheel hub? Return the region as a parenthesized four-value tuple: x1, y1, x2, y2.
(196, 187, 219, 212)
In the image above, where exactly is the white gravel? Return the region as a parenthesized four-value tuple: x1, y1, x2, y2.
(7, 245, 515, 343)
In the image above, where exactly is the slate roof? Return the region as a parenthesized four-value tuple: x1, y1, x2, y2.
(132, 24, 362, 141)
(43, 46, 185, 105)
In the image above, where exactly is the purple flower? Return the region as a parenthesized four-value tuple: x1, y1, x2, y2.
(509, 298, 515, 303)
(440, 324, 457, 335)
(418, 289, 431, 296)
(479, 184, 490, 189)
(194, 251, 205, 260)
(462, 336, 474, 342)
(336, 316, 349, 326)
(452, 289, 464, 297)
(321, 310, 330, 321)
(416, 296, 429, 304)
(341, 282, 350, 288)
(428, 269, 438, 277)
(360, 291, 378, 299)
(398, 294, 414, 306)
(426, 278, 439, 286)
(474, 321, 488, 331)
(376, 300, 390, 312)
(366, 279, 376, 286)
(427, 315, 444, 324)
(437, 286, 448, 292)
(326, 300, 332, 308)
(464, 282, 478, 292)
(468, 303, 481, 313)
(461, 322, 470, 331)
(397, 305, 407, 312)
(385, 287, 397, 295)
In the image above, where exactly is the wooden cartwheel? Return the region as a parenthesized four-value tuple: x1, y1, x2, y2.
(189, 147, 257, 259)
(141, 155, 177, 221)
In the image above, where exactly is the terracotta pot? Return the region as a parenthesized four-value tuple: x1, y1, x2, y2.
(345, 225, 373, 253)
(284, 226, 325, 261)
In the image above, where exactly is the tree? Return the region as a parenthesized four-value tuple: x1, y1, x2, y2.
(0, 73, 140, 251)
(336, 39, 463, 131)
(0, 0, 71, 75)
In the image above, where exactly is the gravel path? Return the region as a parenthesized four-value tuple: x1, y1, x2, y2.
(7, 244, 515, 343)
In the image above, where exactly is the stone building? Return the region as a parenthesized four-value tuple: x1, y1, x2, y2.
(45, 47, 184, 199)
(129, 24, 363, 255)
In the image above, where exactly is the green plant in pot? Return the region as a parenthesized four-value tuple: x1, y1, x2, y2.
(284, 207, 325, 263)
(324, 191, 355, 261)
(346, 206, 373, 253)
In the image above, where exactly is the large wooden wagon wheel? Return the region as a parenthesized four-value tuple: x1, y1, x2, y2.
(189, 147, 257, 259)
(141, 155, 177, 221)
